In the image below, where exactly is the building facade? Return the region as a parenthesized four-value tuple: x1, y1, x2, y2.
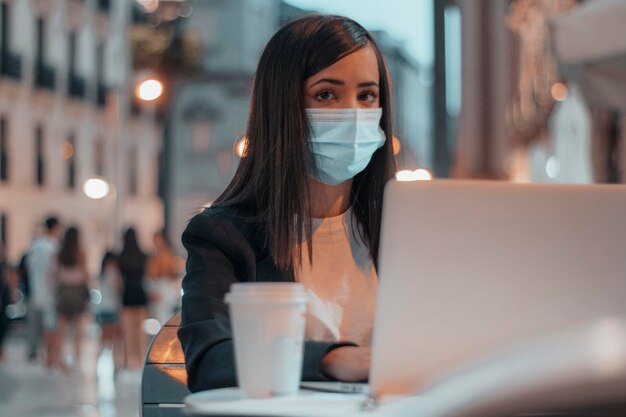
(0, 0, 163, 271)
(164, 0, 279, 252)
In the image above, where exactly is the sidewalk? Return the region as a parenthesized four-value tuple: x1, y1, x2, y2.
(0, 323, 142, 417)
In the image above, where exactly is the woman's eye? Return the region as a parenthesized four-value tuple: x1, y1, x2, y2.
(315, 91, 336, 102)
(359, 91, 378, 103)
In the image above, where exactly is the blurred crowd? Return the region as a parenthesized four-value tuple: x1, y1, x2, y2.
(0, 216, 184, 373)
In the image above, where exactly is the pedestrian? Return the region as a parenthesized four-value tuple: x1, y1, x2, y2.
(52, 226, 90, 371)
(26, 216, 62, 367)
(118, 228, 148, 370)
(17, 252, 30, 305)
(95, 251, 123, 372)
(146, 230, 182, 327)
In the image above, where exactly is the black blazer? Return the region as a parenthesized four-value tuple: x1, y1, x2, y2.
(178, 205, 355, 392)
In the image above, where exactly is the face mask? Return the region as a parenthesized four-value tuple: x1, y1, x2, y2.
(306, 108, 386, 186)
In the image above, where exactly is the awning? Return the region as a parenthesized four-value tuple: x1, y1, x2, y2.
(552, 0, 626, 110)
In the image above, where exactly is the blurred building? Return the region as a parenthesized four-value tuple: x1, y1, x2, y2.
(162, 0, 279, 252)
(0, 0, 163, 270)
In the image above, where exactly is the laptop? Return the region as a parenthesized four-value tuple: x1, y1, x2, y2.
(368, 180, 626, 400)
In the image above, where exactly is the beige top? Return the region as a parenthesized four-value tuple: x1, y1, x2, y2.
(295, 208, 378, 347)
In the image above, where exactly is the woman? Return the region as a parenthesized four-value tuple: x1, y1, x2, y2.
(146, 230, 182, 327)
(118, 228, 149, 370)
(178, 14, 396, 392)
(53, 226, 90, 370)
(95, 251, 123, 372)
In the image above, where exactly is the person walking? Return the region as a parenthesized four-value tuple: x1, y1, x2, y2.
(146, 230, 182, 327)
(26, 216, 62, 367)
(17, 252, 30, 307)
(118, 228, 148, 370)
(95, 251, 123, 372)
(52, 226, 90, 371)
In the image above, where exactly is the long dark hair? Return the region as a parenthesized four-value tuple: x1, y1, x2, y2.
(214, 14, 396, 270)
(100, 251, 118, 277)
(58, 226, 81, 267)
(118, 228, 147, 269)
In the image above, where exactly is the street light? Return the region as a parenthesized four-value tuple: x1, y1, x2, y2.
(136, 79, 164, 102)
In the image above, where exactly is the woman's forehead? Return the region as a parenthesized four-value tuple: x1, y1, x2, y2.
(305, 44, 380, 86)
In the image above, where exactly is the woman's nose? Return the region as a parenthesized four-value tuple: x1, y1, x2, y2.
(343, 95, 361, 109)
(347, 99, 359, 108)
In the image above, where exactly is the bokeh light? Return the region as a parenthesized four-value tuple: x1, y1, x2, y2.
(551, 82, 569, 102)
(392, 136, 402, 155)
(143, 318, 162, 335)
(396, 168, 434, 182)
(234, 137, 249, 158)
(60, 142, 74, 160)
(546, 156, 560, 179)
(136, 79, 164, 102)
(137, 0, 160, 13)
(83, 178, 110, 199)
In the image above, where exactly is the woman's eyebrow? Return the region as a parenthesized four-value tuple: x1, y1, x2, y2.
(308, 79, 380, 88)
(309, 78, 344, 88)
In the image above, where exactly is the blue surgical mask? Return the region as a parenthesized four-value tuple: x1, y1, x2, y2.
(306, 108, 386, 186)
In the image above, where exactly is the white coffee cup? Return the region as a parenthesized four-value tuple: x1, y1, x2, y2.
(225, 282, 308, 399)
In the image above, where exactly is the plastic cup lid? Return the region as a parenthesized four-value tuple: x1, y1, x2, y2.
(225, 283, 308, 304)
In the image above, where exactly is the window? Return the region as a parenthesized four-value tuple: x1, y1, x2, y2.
(34, 17, 54, 89)
(36, 18, 44, 64)
(128, 145, 138, 196)
(94, 138, 105, 176)
(1, 3, 8, 52)
(67, 134, 76, 190)
(0, 117, 8, 182)
(96, 42, 104, 80)
(35, 126, 45, 186)
(95, 42, 106, 106)
(67, 31, 84, 98)
(1, 3, 22, 79)
(0, 212, 6, 249)
(97, 0, 111, 13)
(68, 31, 77, 74)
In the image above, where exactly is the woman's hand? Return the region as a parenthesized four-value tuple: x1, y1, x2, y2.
(320, 346, 371, 382)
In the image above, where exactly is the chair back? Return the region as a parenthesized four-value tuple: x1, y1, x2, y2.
(141, 313, 189, 417)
